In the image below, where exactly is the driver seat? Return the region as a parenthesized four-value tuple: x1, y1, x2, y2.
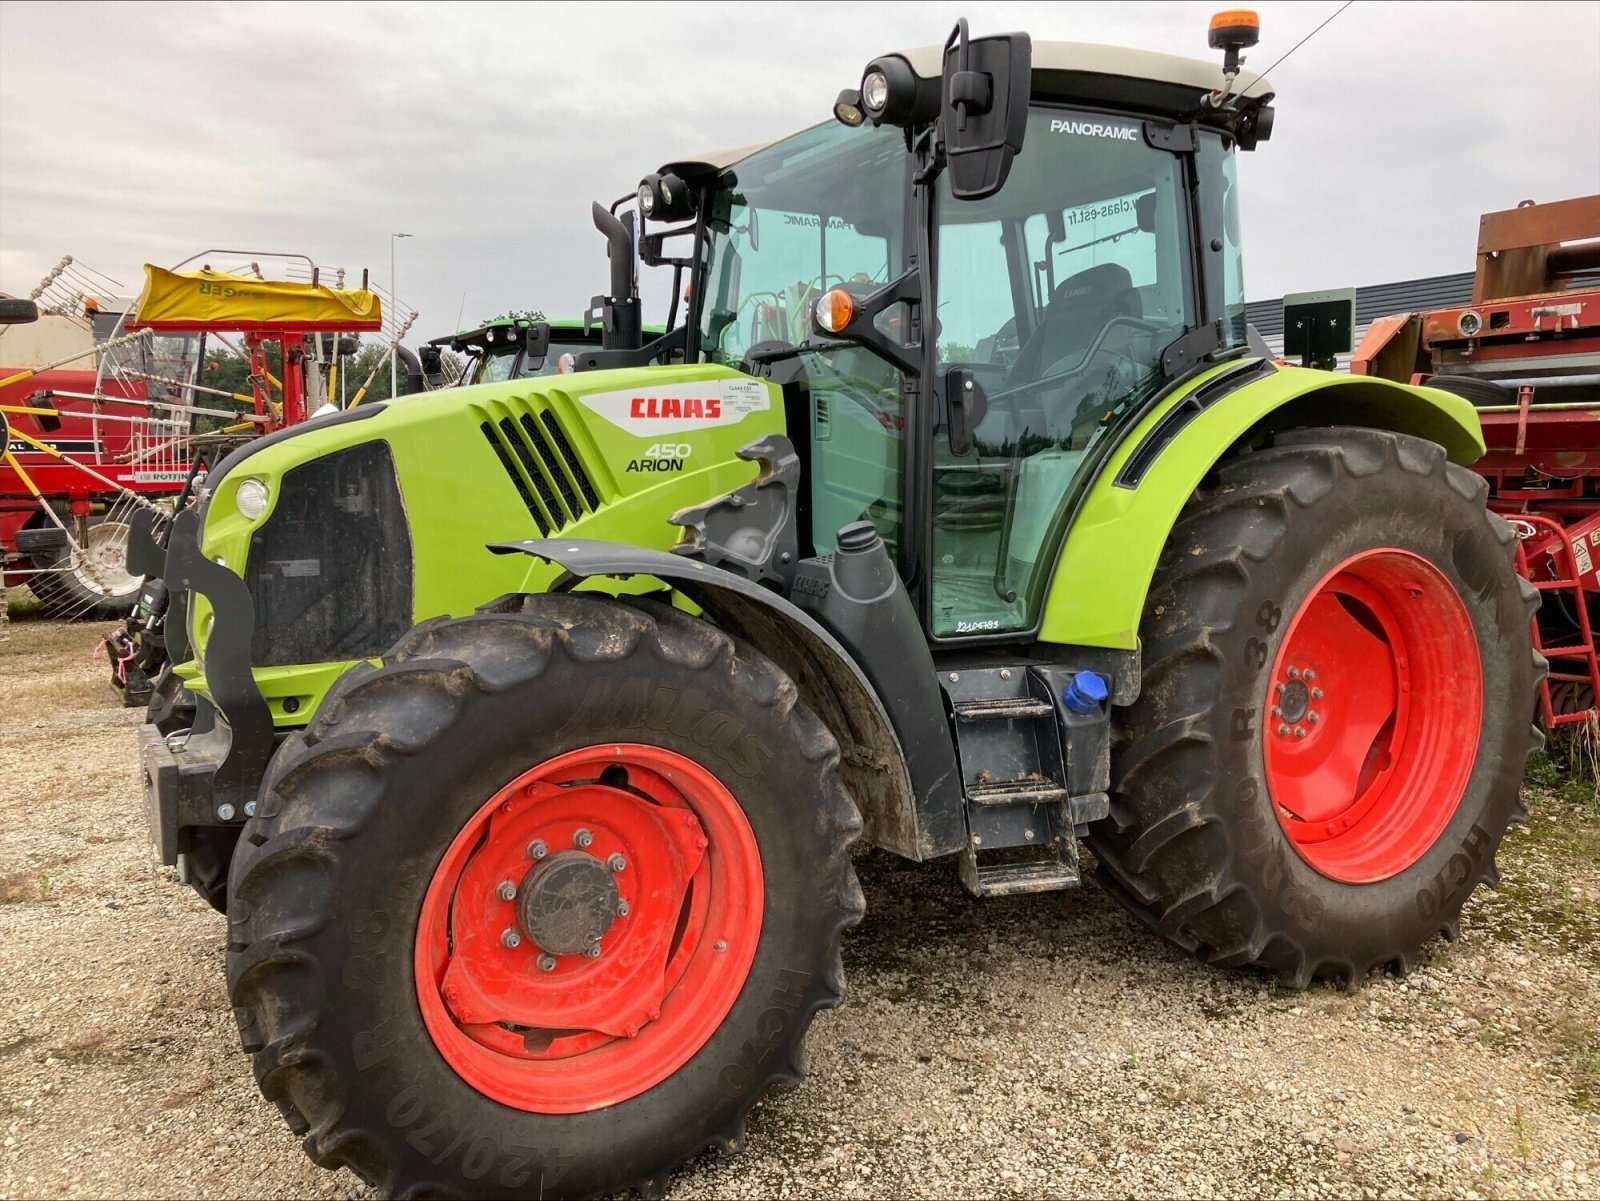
(1005, 262, 1142, 387)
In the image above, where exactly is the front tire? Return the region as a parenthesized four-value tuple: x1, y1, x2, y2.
(1091, 428, 1542, 988)
(225, 593, 862, 1198)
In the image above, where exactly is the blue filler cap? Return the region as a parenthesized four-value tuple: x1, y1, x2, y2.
(1063, 671, 1109, 715)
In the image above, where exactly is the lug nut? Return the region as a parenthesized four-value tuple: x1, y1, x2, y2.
(574, 828, 593, 849)
(501, 928, 521, 949)
(1287, 667, 1301, 679)
(537, 954, 557, 972)
(1311, 688, 1324, 700)
(1308, 711, 1320, 723)
(1277, 724, 1290, 737)
(1294, 726, 1307, 739)
(496, 880, 517, 902)
(1303, 669, 1316, 682)
(585, 943, 602, 959)
(714, 940, 727, 952)
(616, 900, 630, 917)
(527, 839, 547, 860)
(1275, 682, 1286, 695)
(607, 853, 626, 872)
(1271, 706, 1283, 718)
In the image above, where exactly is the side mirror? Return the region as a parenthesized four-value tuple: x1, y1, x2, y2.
(522, 321, 551, 360)
(942, 20, 1031, 201)
(418, 343, 446, 389)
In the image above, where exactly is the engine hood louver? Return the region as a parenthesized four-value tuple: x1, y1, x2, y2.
(478, 399, 601, 534)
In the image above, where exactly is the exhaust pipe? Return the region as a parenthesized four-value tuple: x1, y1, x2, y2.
(394, 344, 425, 396)
(591, 202, 642, 352)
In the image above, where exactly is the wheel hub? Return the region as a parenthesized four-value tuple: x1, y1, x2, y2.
(1261, 548, 1481, 883)
(516, 850, 619, 955)
(1276, 676, 1312, 724)
(414, 744, 765, 1113)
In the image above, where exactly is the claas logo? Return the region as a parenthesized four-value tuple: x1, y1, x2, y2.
(629, 396, 722, 420)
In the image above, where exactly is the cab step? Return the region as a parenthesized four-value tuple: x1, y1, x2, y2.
(966, 779, 1071, 806)
(951, 697, 1055, 721)
(959, 848, 1082, 897)
(941, 664, 1103, 898)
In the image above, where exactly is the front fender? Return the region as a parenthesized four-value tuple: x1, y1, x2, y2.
(1039, 365, 1484, 650)
(493, 538, 963, 860)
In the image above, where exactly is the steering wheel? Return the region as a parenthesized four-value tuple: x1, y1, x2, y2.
(994, 316, 1164, 402)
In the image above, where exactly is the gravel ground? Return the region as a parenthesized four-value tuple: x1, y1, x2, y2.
(2, 615, 1597, 1200)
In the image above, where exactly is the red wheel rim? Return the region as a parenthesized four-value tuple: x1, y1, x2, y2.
(1262, 549, 1482, 884)
(415, 744, 763, 1112)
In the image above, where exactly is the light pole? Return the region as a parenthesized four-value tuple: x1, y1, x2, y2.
(390, 232, 412, 398)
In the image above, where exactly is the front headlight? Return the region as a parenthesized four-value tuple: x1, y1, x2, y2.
(861, 69, 890, 114)
(236, 477, 270, 520)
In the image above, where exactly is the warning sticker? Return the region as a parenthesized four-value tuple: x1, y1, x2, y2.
(1576, 540, 1593, 578)
(577, 378, 770, 437)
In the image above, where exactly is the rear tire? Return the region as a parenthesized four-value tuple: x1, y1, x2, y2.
(1091, 427, 1542, 988)
(26, 519, 143, 619)
(225, 593, 862, 1198)
(1425, 374, 1511, 407)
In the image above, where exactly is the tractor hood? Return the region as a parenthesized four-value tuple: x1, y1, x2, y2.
(180, 364, 783, 721)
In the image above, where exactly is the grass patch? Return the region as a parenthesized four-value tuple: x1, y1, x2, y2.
(5, 589, 43, 620)
(1527, 741, 1600, 812)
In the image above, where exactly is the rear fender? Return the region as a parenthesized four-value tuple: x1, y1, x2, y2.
(1040, 365, 1484, 650)
(493, 539, 954, 859)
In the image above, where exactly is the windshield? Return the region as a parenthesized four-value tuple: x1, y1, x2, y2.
(929, 107, 1199, 637)
(463, 336, 595, 386)
(698, 122, 911, 555)
(469, 345, 522, 386)
(697, 122, 906, 364)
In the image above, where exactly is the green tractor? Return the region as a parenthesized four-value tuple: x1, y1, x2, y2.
(421, 315, 665, 387)
(134, 17, 1540, 1198)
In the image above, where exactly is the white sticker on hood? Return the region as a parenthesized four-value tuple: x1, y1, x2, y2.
(578, 378, 770, 436)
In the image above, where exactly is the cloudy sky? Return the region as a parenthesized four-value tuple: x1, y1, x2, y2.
(2, 0, 1597, 337)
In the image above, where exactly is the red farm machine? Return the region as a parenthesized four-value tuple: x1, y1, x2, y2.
(1354, 194, 1600, 725)
(1, 252, 392, 676)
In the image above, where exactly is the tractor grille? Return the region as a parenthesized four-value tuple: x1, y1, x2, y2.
(244, 441, 413, 666)
(478, 402, 600, 534)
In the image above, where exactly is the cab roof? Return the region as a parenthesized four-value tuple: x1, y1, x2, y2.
(666, 40, 1272, 176)
(898, 40, 1271, 101)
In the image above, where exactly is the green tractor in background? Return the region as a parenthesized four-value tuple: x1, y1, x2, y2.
(420, 314, 665, 387)
(132, 15, 1540, 1198)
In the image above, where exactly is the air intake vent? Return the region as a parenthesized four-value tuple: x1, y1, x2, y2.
(480, 421, 552, 535)
(518, 414, 581, 517)
(478, 402, 603, 534)
(540, 411, 600, 511)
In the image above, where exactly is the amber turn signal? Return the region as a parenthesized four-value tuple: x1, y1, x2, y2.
(815, 289, 855, 334)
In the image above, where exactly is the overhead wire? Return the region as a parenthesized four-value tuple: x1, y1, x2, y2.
(1240, 0, 1356, 97)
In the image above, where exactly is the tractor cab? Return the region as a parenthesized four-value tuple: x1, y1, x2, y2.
(628, 25, 1273, 639)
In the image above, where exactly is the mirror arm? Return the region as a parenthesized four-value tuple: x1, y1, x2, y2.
(828, 267, 923, 377)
